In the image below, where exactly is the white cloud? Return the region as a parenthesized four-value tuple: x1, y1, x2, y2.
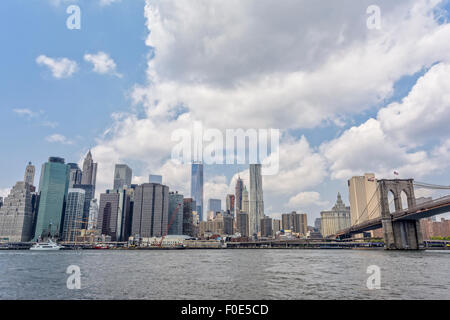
(36, 55, 78, 79)
(0, 188, 10, 198)
(287, 192, 329, 211)
(84, 52, 122, 77)
(45, 134, 74, 145)
(13, 108, 38, 118)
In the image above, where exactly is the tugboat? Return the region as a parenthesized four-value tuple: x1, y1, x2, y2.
(30, 239, 64, 251)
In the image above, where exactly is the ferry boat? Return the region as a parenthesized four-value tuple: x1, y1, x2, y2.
(30, 239, 64, 251)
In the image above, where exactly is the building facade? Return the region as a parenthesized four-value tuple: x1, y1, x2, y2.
(34, 157, 69, 240)
(113, 164, 132, 190)
(235, 176, 244, 214)
(348, 173, 381, 226)
(183, 198, 196, 237)
(236, 212, 249, 237)
(81, 150, 98, 192)
(87, 199, 99, 230)
(168, 192, 184, 235)
(281, 212, 308, 236)
(24, 162, 35, 186)
(320, 193, 351, 237)
(68, 163, 82, 188)
(191, 162, 204, 222)
(226, 194, 235, 216)
(260, 216, 273, 238)
(62, 188, 85, 242)
(208, 199, 221, 216)
(249, 164, 264, 237)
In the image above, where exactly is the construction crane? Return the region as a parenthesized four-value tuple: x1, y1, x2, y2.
(158, 203, 182, 247)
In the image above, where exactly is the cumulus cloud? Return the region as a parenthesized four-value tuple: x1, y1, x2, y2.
(287, 192, 329, 211)
(36, 55, 78, 79)
(45, 134, 73, 145)
(84, 52, 122, 77)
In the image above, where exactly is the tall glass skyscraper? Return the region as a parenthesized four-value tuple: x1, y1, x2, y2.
(191, 162, 204, 221)
(235, 176, 243, 214)
(62, 188, 85, 242)
(249, 164, 264, 237)
(34, 157, 69, 240)
(113, 164, 132, 190)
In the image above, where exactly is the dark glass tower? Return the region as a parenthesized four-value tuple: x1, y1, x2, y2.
(191, 162, 204, 222)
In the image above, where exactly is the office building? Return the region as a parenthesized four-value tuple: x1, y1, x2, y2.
(62, 189, 85, 242)
(98, 189, 132, 241)
(208, 199, 221, 215)
(149, 174, 163, 184)
(24, 162, 35, 186)
(73, 184, 94, 229)
(88, 199, 98, 230)
(198, 212, 233, 237)
(282, 212, 308, 236)
(235, 176, 244, 214)
(191, 162, 204, 222)
(242, 186, 249, 213)
(348, 173, 381, 226)
(0, 182, 35, 242)
(260, 216, 273, 238)
(68, 163, 82, 188)
(226, 194, 235, 216)
(132, 183, 169, 238)
(249, 164, 264, 237)
(81, 150, 98, 192)
(183, 198, 196, 237)
(320, 193, 351, 237)
(113, 164, 132, 190)
(272, 219, 281, 235)
(34, 157, 69, 240)
(168, 192, 184, 235)
(236, 212, 249, 237)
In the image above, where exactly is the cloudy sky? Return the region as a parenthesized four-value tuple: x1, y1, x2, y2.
(1, 0, 450, 223)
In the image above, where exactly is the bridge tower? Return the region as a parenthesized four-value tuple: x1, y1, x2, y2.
(378, 179, 423, 250)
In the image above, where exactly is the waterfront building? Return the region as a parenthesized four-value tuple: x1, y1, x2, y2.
(249, 164, 264, 237)
(272, 219, 281, 235)
(235, 176, 244, 214)
(320, 193, 351, 237)
(87, 199, 99, 230)
(81, 151, 98, 193)
(62, 188, 85, 242)
(68, 163, 82, 188)
(198, 212, 233, 237)
(113, 164, 132, 190)
(73, 184, 94, 229)
(149, 174, 163, 184)
(168, 192, 184, 235)
(226, 194, 235, 216)
(260, 216, 273, 238)
(191, 162, 204, 222)
(236, 212, 249, 237)
(98, 188, 132, 241)
(183, 198, 196, 237)
(132, 183, 169, 238)
(420, 218, 450, 239)
(34, 157, 69, 240)
(348, 173, 381, 226)
(24, 162, 35, 186)
(242, 186, 249, 213)
(0, 182, 35, 242)
(281, 212, 308, 236)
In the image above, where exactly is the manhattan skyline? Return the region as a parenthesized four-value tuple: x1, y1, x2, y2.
(1, 0, 450, 226)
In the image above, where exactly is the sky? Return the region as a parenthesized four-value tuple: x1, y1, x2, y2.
(1, 0, 450, 223)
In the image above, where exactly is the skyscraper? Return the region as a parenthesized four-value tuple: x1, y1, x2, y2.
(168, 192, 184, 235)
(249, 164, 264, 237)
(67, 163, 82, 188)
(62, 188, 85, 242)
(88, 199, 99, 231)
(242, 186, 249, 213)
(236, 212, 249, 237)
(183, 198, 196, 237)
(98, 189, 132, 241)
(281, 212, 308, 236)
(226, 194, 235, 216)
(208, 199, 221, 214)
(113, 164, 132, 190)
(73, 184, 95, 229)
(235, 176, 243, 214)
(0, 182, 35, 242)
(191, 162, 203, 222)
(348, 173, 381, 226)
(24, 162, 35, 186)
(34, 157, 69, 240)
(81, 150, 98, 191)
(131, 183, 169, 238)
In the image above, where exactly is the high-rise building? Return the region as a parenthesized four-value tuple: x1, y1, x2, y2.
(81, 150, 98, 192)
(113, 164, 132, 190)
(272, 219, 281, 236)
(24, 162, 35, 186)
(226, 194, 235, 216)
(73, 184, 94, 229)
(348, 173, 381, 226)
(67, 163, 82, 188)
(149, 174, 163, 184)
(88, 199, 99, 230)
(260, 216, 273, 238)
(236, 212, 249, 237)
(235, 176, 243, 214)
(208, 199, 221, 215)
(320, 193, 351, 237)
(168, 192, 184, 235)
(34, 157, 69, 240)
(191, 162, 204, 222)
(198, 212, 233, 237)
(242, 186, 249, 213)
(62, 188, 85, 242)
(183, 198, 196, 237)
(0, 197, 3, 209)
(131, 183, 169, 238)
(98, 188, 132, 241)
(249, 164, 264, 237)
(281, 212, 308, 236)
(0, 182, 35, 242)
(314, 218, 322, 231)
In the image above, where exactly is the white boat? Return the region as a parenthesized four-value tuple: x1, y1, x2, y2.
(30, 239, 64, 251)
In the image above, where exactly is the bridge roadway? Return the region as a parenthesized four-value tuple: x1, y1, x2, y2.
(335, 195, 450, 238)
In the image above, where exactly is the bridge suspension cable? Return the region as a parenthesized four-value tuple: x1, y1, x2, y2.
(413, 182, 450, 190)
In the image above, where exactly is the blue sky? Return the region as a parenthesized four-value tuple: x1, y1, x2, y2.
(1, 0, 450, 222)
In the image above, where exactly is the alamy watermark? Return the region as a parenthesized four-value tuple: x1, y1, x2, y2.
(66, 265, 81, 290)
(366, 265, 381, 290)
(367, 5, 381, 30)
(171, 122, 280, 175)
(66, 5, 81, 30)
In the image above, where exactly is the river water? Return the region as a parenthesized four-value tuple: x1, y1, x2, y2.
(0, 249, 448, 300)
